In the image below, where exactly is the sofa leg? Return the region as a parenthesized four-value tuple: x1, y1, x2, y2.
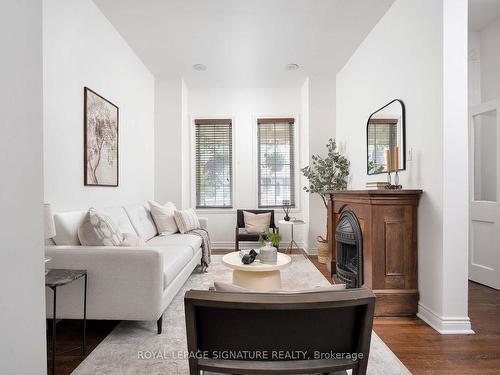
(157, 314, 163, 334)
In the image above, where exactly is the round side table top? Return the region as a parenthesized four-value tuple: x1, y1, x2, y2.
(278, 219, 306, 225)
(222, 251, 291, 272)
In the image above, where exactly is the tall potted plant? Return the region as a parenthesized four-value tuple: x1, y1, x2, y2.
(301, 139, 350, 263)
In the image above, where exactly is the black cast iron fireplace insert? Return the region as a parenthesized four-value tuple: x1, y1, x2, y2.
(335, 210, 363, 288)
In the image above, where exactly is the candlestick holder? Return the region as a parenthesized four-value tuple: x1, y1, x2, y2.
(393, 170, 402, 189)
(385, 171, 392, 189)
(385, 170, 403, 190)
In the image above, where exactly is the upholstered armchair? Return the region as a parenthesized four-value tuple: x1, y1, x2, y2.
(184, 287, 376, 375)
(234, 209, 279, 251)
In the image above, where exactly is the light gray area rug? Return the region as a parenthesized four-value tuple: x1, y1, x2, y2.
(73, 255, 411, 375)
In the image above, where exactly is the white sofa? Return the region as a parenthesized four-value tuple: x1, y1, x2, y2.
(45, 204, 207, 333)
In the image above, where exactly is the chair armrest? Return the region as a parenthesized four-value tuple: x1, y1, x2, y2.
(198, 217, 208, 230)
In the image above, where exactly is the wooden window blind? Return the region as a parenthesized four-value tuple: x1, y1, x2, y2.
(195, 119, 233, 208)
(257, 118, 296, 208)
(367, 119, 399, 167)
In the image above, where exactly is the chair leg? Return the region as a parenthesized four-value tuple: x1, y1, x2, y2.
(157, 314, 163, 334)
(235, 228, 239, 251)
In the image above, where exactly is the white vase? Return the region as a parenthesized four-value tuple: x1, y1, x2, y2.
(259, 241, 277, 264)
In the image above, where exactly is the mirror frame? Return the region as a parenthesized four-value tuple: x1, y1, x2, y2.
(366, 99, 406, 175)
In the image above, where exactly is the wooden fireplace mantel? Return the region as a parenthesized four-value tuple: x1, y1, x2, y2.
(325, 189, 423, 316)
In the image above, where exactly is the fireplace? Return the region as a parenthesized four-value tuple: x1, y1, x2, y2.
(335, 210, 363, 288)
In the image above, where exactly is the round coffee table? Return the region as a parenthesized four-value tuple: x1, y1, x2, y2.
(222, 252, 292, 291)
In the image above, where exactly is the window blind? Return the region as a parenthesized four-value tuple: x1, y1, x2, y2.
(195, 119, 233, 208)
(367, 119, 399, 166)
(257, 118, 295, 208)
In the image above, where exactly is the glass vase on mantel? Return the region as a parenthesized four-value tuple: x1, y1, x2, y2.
(259, 241, 277, 264)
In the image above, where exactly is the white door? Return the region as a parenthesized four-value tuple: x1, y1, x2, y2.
(469, 100, 500, 290)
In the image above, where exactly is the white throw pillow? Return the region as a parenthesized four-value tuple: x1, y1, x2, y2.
(121, 233, 147, 247)
(243, 211, 271, 234)
(78, 208, 123, 246)
(174, 209, 200, 234)
(213, 282, 347, 293)
(149, 200, 178, 235)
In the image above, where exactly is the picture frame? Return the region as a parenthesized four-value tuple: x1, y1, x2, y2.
(84, 87, 119, 186)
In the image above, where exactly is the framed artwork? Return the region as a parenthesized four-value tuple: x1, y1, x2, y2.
(84, 87, 119, 186)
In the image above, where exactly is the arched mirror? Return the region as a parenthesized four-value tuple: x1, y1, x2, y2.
(366, 99, 406, 175)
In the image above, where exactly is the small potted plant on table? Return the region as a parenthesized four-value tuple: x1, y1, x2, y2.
(258, 229, 282, 264)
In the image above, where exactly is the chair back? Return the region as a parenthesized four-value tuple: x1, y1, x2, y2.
(184, 288, 375, 374)
(236, 209, 276, 228)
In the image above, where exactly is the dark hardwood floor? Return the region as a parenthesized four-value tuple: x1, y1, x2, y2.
(47, 251, 500, 374)
(310, 256, 500, 375)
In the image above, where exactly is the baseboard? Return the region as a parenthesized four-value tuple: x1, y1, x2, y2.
(417, 303, 474, 335)
(304, 247, 317, 255)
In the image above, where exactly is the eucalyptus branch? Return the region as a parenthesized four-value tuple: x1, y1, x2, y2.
(301, 138, 350, 210)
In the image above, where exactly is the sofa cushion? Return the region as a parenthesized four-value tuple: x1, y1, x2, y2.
(78, 208, 124, 246)
(99, 206, 136, 234)
(121, 233, 147, 247)
(124, 204, 158, 240)
(174, 209, 200, 234)
(213, 282, 347, 293)
(159, 246, 194, 288)
(243, 211, 271, 234)
(147, 234, 202, 257)
(53, 210, 86, 245)
(148, 201, 178, 235)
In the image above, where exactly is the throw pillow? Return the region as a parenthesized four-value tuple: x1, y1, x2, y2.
(149, 200, 178, 235)
(174, 208, 200, 234)
(213, 282, 347, 293)
(78, 208, 123, 246)
(121, 233, 147, 247)
(243, 211, 271, 233)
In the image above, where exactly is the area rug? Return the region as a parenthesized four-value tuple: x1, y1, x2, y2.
(73, 255, 411, 374)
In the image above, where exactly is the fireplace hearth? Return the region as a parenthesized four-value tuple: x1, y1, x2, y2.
(335, 210, 363, 288)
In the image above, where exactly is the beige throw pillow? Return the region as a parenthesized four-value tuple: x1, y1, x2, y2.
(78, 208, 123, 246)
(121, 233, 147, 247)
(213, 282, 347, 293)
(149, 200, 178, 235)
(243, 211, 271, 234)
(174, 208, 200, 234)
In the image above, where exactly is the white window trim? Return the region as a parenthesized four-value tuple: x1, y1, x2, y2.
(190, 115, 237, 212)
(252, 114, 301, 212)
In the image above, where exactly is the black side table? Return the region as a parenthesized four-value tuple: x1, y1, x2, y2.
(45, 269, 87, 375)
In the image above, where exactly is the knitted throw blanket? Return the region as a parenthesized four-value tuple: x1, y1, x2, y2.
(187, 228, 211, 272)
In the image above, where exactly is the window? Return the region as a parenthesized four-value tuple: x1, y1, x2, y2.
(257, 118, 296, 208)
(195, 119, 233, 208)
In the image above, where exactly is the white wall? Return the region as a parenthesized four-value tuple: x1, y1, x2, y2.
(300, 79, 310, 251)
(336, 0, 471, 333)
(155, 78, 184, 206)
(43, 0, 155, 212)
(307, 76, 336, 251)
(442, 0, 470, 327)
(0, 0, 47, 373)
(186, 87, 305, 247)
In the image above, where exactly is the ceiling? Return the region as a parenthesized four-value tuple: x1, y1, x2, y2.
(93, 0, 394, 88)
(469, 0, 500, 32)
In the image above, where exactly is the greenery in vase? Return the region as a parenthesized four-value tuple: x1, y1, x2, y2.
(258, 229, 282, 248)
(301, 138, 350, 209)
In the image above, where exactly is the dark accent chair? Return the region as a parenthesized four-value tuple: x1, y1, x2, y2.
(235, 209, 279, 251)
(184, 288, 375, 375)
